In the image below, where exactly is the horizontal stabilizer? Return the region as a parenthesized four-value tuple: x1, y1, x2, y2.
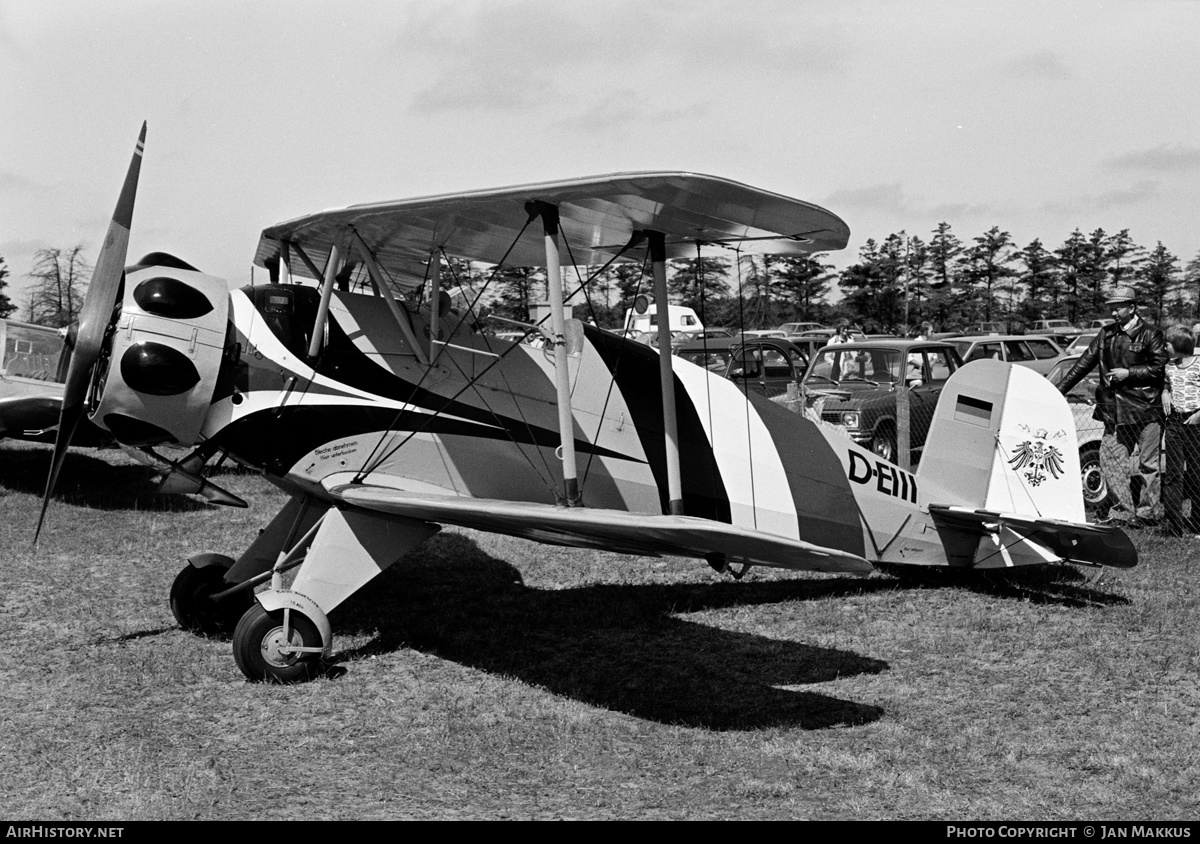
(330, 484, 874, 575)
(928, 504, 1137, 569)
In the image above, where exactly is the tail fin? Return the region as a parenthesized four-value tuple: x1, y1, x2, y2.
(916, 359, 1086, 523)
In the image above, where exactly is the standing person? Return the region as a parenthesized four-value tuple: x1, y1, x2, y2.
(828, 319, 854, 346)
(1162, 324, 1200, 536)
(914, 321, 934, 341)
(1055, 287, 1167, 528)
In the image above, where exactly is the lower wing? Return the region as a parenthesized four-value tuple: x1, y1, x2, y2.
(331, 484, 874, 575)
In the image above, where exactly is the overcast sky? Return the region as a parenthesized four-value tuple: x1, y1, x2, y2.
(3, 0, 1198, 312)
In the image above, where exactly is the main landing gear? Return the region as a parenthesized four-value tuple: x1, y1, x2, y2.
(232, 604, 324, 683)
(169, 554, 254, 637)
(171, 496, 440, 683)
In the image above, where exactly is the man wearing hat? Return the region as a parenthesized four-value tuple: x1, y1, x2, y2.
(1056, 286, 1168, 527)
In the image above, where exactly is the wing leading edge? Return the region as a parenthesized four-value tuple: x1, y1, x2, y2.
(331, 484, 874, 575)
(254, 171, 850, 291)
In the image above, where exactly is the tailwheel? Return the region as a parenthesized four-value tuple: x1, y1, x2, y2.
(232, 604, 324, 683)
(170, 563, 254, 637)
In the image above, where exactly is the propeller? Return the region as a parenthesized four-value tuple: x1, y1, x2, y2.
(35, 121, 146, 543)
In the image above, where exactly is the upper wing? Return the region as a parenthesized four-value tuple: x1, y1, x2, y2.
(254, 171, 850, 291)
(331, 484, 873, 575)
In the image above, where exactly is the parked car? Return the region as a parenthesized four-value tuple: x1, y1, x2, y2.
(1030, 318, 1084, 345)
(1045, 353, 1112, 515)
(944, 334, 1063, 375)
(777, 321, 824, 335)
(721, 338, 813, 398)
(734, 329, 788, 340)
(961, 322, 1006, 336)
(800, 340, 963, 464)
(1086, 318, 1115, 329)
(796, 328, 867, 347)
(675, 336, 739, 372)
(1057, 331, 1099, 359)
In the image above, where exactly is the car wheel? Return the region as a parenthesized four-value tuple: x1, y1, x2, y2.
(1080, 443, 1112, 516)
(871, 426, 897, 464)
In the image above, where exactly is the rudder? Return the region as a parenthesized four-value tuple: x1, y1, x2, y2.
(916, 359, 1085, 523)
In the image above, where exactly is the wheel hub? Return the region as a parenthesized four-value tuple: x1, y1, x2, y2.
(260, 626, 303, 668)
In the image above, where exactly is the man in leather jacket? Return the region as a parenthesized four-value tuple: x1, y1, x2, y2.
(1056, 286, 1167, 526)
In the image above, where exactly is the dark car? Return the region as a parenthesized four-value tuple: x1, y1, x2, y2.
(675, 336, 739, 372)
(722, 338, 813, 398)
(800, 340, 963, 465)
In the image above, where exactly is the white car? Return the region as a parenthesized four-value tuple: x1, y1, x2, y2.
(945, 334, 1064, 375)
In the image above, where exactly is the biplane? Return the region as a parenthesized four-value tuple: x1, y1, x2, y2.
(38, 124, 1137, 682)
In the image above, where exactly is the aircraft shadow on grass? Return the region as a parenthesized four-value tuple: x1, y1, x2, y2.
(878, 563, 1132, 610)
(330, 533, 888, 731)
(320, 533, 1132, 730)
(0, 445, 211, 513)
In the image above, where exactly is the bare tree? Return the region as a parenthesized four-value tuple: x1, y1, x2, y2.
(26, 246, 91, 327)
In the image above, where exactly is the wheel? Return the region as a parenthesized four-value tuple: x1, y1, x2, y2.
(871, 427, 897, 464)
(169, 563, 253, 637)
(232, 604, 323, 683)
(1080, 443, 1112, 516)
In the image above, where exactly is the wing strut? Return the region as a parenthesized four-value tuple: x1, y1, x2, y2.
(306, 244, 339, 362)
(648, 231, 684, 515)
(528, 201, 581, 507)
(350, 230, 429, 366)
(427, 249, 442, 364)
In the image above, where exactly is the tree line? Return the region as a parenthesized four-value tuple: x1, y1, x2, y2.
(7, 224, 1200, 335)
(480, 223, 1200, 334)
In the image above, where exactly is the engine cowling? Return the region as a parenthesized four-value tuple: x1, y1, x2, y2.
(88, 263, 230, 446)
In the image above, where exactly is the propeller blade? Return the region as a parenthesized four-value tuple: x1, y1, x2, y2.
(35, 122, 147, 544)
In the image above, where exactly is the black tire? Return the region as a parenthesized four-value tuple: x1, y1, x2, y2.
(871, 426, 897, 464)
(169, 563, 253, 637)
(232, 604, 323, 683)
(1079, 443, 1112, 516)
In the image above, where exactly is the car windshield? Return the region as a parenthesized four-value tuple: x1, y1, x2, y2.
(808, 347, 903, 384)
(728, 346, 796, 379)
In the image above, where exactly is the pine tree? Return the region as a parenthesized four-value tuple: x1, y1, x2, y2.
(1184, 249, 1200, 321)
(1015, 239, 1058, 323)
(667, 257, 729, 315)
(1138, 243, 1180, 324)
(770, 253, 834, 321)
(957, 227, 1017, 326)
(0, 255, 16, 319)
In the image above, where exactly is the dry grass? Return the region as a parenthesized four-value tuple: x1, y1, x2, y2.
(1, 442, 1197, 820)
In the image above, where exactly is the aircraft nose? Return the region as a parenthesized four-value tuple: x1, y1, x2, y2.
(87, 266, 231, 447)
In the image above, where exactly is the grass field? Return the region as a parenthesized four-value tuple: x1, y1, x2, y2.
(1, 442, 1198, 820)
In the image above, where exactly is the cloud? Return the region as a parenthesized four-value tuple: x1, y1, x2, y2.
(1089, 179, 1160, 208)
(1003, 50, 1072, 80)
(0, 171, 39, 192)
(1039, 180, 1160, 215)
(824, 182, 909, 214)
(1103, 145, 1200, 173)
